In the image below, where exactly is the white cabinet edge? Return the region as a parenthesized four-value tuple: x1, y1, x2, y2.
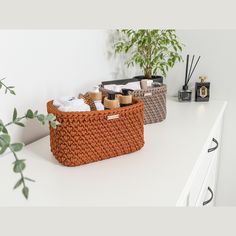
(176, 101, 228, 206)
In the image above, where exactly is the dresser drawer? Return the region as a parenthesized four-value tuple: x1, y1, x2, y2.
(196, 153, 218, 207)
(188, 118, 222, 206)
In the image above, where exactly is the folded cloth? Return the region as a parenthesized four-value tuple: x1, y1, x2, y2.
(53, 97, 91, 112)
(103, 81, 141, 92)
(58, 103, 90, 112)
(53, 96, 75, 107)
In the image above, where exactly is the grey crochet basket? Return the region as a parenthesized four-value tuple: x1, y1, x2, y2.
(100, 84, 167, 125)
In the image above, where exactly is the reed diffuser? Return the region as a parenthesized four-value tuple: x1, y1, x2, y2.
(178, 54, 201, 102)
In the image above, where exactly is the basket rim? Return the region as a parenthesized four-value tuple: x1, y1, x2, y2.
(47, 97, 144, 117)
(131, 84, 167, 93)
(100, 83, 167, 93)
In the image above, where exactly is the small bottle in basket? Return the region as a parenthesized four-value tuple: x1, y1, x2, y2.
(119, 89, 133, 107)
(104, 91, 120, 110)
(89, 86, 104, 110)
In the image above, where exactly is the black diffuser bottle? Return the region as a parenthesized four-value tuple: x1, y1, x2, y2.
(178, 54, 201, 102)
(195, 76, 210, 102)
(178, 85, 192, 102)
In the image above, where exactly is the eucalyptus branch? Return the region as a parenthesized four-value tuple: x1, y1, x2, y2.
(0, 78, 60, 200)
(0, 109, 59, 199)
(0, 135, 29, 198)
(11, 148, 31, 199)
(0, 78, 15, 95)
(5, 115, 26, 127)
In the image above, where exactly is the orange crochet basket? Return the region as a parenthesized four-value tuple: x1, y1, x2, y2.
(47, 98, 144, 167)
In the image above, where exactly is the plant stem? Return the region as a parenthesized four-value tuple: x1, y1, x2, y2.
(5, 115, 26, 127)
(0, 136, 26, 188)
(12, 150, 26, 188)
(0, 136, 27, 192)
(144, 67, 152, 79)
(0, 79, 12, 93)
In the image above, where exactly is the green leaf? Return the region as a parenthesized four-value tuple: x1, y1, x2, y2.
(2, 126, 8, 134)
(26, 109, 34, 119)
(13, 178, 23, 189)
(50, 121, 57, 129)
(10, 143, 24, 152)
(15, 122, 25, 127)
(13, 108, 17, 121)
(22, 186, 29, 199)
(24, 177, 35, 182)
(47, 113, 56, 122)
(13, 160, 26, 173)
(37, 114, 45, 122)
(10, 89, 16, 95)
(0, 144, 8, 155)
(0, 120, 8, 134)
(0, 134, 11, 145)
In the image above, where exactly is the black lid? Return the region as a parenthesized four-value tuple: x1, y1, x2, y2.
(107, 92, 116, 100)
(182, 85, 188, 90)
(121, 88, 133, 95)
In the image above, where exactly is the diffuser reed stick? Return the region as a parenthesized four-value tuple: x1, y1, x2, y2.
(183, 55, 201, 89)
(187, 56, 201, 84)
(184, 55, 189, 86)
(188, 55, 195, 82)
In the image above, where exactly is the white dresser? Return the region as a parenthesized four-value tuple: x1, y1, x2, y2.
(0, 98, 227, 207)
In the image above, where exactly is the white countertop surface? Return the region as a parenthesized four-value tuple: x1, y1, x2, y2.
(0, 98, 227, 206)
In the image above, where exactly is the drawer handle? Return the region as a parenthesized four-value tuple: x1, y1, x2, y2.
(203, 187, 214, 206)
(208, 138, 219, 153)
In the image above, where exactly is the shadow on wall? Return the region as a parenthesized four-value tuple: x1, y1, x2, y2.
(105, 30, 142, 80)
(19, 119, 49, 145)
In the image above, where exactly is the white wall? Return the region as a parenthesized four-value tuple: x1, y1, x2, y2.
(0, 30, 235, 206)
(0, 30, 116, 144)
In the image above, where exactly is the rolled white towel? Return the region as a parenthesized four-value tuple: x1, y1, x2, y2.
(104, 81, 141, 92)
(123, 81, 141, 90)
(57, 98, 91, 112)
(68, 98, 85, 106)
(103, 84, 122, 92)
(58, 106, 71, 112)
(58, 105, 90, 112)
(69, 99, 91, 111)
(53, 96, 76, 107)
(53, 99, 62, 107)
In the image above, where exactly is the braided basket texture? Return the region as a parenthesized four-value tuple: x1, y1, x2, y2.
(132, 84, 167, 124)
(47, 98, 144, 167)
(101, 84, 167, 125)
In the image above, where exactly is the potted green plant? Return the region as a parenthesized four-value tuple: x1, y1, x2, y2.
(114, 29, 184, 81)
(0, 78, 59, 199)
